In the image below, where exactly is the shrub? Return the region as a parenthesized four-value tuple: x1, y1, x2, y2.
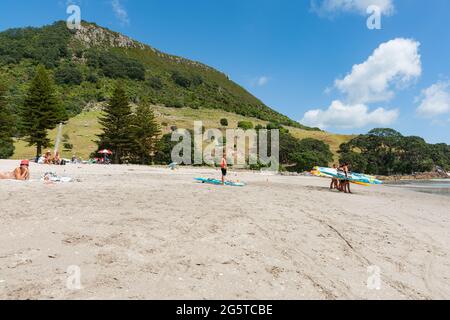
(171, 71, 191, 88)
(220, 118, 228, 127)
(87, 50, 146, 81)
(237, 121, 254, 130)
(54, 63, 83, 85)
(148, 76, 163, 90)
(192, 75, 203, 86)
(86, 73, 99, 83)
(266, 122, 281, 130)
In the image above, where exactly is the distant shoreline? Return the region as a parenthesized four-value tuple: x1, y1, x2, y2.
(378, 172, 450, 183)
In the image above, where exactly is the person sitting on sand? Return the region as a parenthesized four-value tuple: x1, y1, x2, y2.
(0, 160, 30, 181)
(44, 150, 52, 165)
(53, 152, 61, 165)
(220, 152, 228, 185)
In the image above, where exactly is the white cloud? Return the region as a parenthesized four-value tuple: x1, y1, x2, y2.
(257, 76, 270, 86)
(311, 0, 395, 16)
(251, 76, 270, 87)
(301, 100, 399, 129)
(416, 81, 450, 118)
(335, 38, 421, 104)
(300, 38, 421, 130)
(111, 0, 130, 25)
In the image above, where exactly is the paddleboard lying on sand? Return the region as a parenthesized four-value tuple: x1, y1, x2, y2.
(195, 178, 246, 187)
(311, 167, 382, 186)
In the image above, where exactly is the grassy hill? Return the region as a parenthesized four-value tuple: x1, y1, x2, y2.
(12, 106, 353, 161)
(1, 20, 352, 162)
(0, 21, 315, 129)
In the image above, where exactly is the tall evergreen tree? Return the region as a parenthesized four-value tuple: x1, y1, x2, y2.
(0, 83, 14, 159)
(131, 101, 161, 164)
(97, 83, 134, 164)
(19, 65, 67, 158)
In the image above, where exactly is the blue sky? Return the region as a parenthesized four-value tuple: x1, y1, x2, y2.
(1, 0, 449, 143)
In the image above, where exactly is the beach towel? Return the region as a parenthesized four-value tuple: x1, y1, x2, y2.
(41, 172, 73, 183)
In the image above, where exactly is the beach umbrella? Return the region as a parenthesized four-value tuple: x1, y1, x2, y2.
(98, 149, 113, 155)
(98, 149, 113, 164)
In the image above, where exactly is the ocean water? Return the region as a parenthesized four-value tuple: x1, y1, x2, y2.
(388, 179, 450, 196)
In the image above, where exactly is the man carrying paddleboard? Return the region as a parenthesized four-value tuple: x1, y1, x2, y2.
(330, 164, 339, 190)
(340, 163, 352, 194)
(221, 152, 228, 185)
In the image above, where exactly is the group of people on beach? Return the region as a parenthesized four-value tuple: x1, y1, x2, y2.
(330, 163, 352, 194)
(38, 150, 65, 165)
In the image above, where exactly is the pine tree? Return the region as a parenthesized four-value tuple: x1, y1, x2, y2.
(19, 65, 67, 158)
(131, 101, 161, 164)
(97, 83, 134, 164)
(0, 83, 15, 159)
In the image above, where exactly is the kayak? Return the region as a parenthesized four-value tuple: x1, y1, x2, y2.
(195, 178, 246, 187)
(311, 167, 382, 186)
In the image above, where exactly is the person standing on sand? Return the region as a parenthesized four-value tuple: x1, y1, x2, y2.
(330, 164, 339, 190)
(0, 160, 30, 181)
(339, 162, 352, 194)
(220, 152, 228, 185)
(344, 163, 352, 194)
(337, 164, 345, 192)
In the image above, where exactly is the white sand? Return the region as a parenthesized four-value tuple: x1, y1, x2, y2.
(0, 159, 449, 300)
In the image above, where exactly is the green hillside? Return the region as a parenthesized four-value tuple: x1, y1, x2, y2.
(0, 20, 353, 162)
(0, 21, 316, 129)
(12, 106, 353, 161)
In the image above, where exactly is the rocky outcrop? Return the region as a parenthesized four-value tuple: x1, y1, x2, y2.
(73, 24, 145, 49)
(72, 23, 216, 73)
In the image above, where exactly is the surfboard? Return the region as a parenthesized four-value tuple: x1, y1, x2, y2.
(195, 178, 246, 187)
(311, 167, 382, 186)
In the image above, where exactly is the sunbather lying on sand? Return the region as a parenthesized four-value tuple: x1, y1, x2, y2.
(0, 160, 30, 180)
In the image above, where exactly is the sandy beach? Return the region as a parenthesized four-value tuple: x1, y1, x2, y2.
(0, 159, 449, 300)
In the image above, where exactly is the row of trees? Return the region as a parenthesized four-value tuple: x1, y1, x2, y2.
(96, 85, 161, 164)
(279, 133, 333, 173)
(0, 64, 161, 164)
(151, 123, 333, 172)
(0, 21, 72, 68)
(339, 128, 450, 175)
(0, 83, 14, 158)
(19, 66, 68, 157)
(86, 50, 146, 81)
(0, 65, 335, 172)
(0, 65, 68, 158)
(2, 67, 448, 174)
